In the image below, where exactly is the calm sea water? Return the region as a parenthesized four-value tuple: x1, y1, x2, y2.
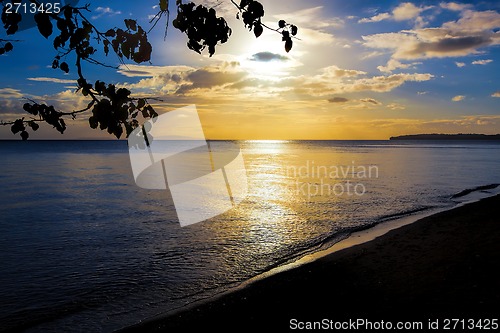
(1, 140, 499, 332)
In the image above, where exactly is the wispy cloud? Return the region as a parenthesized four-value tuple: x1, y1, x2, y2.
(360, 98, 382, 105)
(387, 103, 406, 110)
(358, 2, 433, 26)
(439, 2, 473, 12)
(472, 59, 493, 65)
(91, 7, 122, 20)
(452, 95, 465, 102)
(27, 77, 76, 84)
(0, 88, 23, 98)
(377, 59, 421, 73)
(359, 12, 391, 23)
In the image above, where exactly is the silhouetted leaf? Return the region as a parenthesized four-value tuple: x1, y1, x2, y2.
(34, 13, 53, 39)
(137, 98, 145, 109)
(28, 121, 39, 131)
(278, 20, 286, 28)
(20, 131, 29, 140)
(253, 22, 263, 38)
(4, 42, 13, 52)
(105, 29, 116, 37)
(60, 62, 69, 73)
(291, 25, 298, 36)
(285, 38, 292, 52)
(160, 0, 168, 11)
(11, 119, 24, 134)
(282, 30, 289, 41)
(247, 1, 264, 18)
(125, 19, 137, 31)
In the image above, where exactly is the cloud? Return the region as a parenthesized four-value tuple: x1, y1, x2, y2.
(274, 6, 344, 29)
(118, 64, 195, 77)
(358, 2, 433, 24)
(359, 12, 391, 23)
(91, 7, 122, 20)
(250, 52, 289, 62)
(442, 9, 500, 31)
(117, 62, 249, 97)
(440, 2, 473, 12)
(362, 9, 500, 61)
(322, 65, 366, 77)
(177, 68, 247, 94)
(360, 98, 381, 105)
(472, 59, 493, 65)
(27, 77, 76, 84)
(377, 59, 421, 73)
(393, 3, 430, 21)
(0, 88, 23, 98)
(387, 103, 406, 110)
(363, 30, 496, 60)
(193, 0, 236, 17)
(328, 97, 349, 103)
(455, 62, 466, 67)
(294, 70, 433, 96)
(492, 92, 500, 98)
(452, 95, 465, 101)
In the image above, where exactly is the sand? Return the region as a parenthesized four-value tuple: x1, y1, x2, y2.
(118, 195, 500, 332)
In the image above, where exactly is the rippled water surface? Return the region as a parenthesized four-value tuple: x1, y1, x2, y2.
(1, 140, 499, 332)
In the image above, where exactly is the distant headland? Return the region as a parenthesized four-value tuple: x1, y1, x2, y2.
(390, 134, 500, 141)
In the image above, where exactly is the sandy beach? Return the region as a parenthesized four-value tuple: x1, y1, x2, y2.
(119, 194, 500, 332)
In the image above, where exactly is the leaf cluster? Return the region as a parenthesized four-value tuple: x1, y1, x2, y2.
(172, 2, 231, 56)
(103, 19, 152, 63)
(87, 81, 157, 139)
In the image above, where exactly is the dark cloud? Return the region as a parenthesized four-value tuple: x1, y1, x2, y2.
(328, 97, 349, 103)
(360, 98, 381, 105)
(176, 68, 247, 94)
(408, 35, 492, 57)
(250, 52, 289, 62)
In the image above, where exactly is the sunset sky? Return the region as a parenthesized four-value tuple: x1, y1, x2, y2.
(1, 0, 499, 139)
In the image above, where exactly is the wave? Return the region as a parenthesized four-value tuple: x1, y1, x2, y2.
(451, 183, 500, 199)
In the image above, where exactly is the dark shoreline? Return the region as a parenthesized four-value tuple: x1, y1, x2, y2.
(390, 134, 500, 140)
(118, 194, 500, 332)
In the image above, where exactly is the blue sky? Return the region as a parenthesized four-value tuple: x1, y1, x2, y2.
(1, 0, 499, 139)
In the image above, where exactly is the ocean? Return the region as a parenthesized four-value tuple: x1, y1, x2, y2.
(1, 140, 499, 332)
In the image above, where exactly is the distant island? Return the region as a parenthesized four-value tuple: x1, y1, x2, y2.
(390, 134, 500, 141)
